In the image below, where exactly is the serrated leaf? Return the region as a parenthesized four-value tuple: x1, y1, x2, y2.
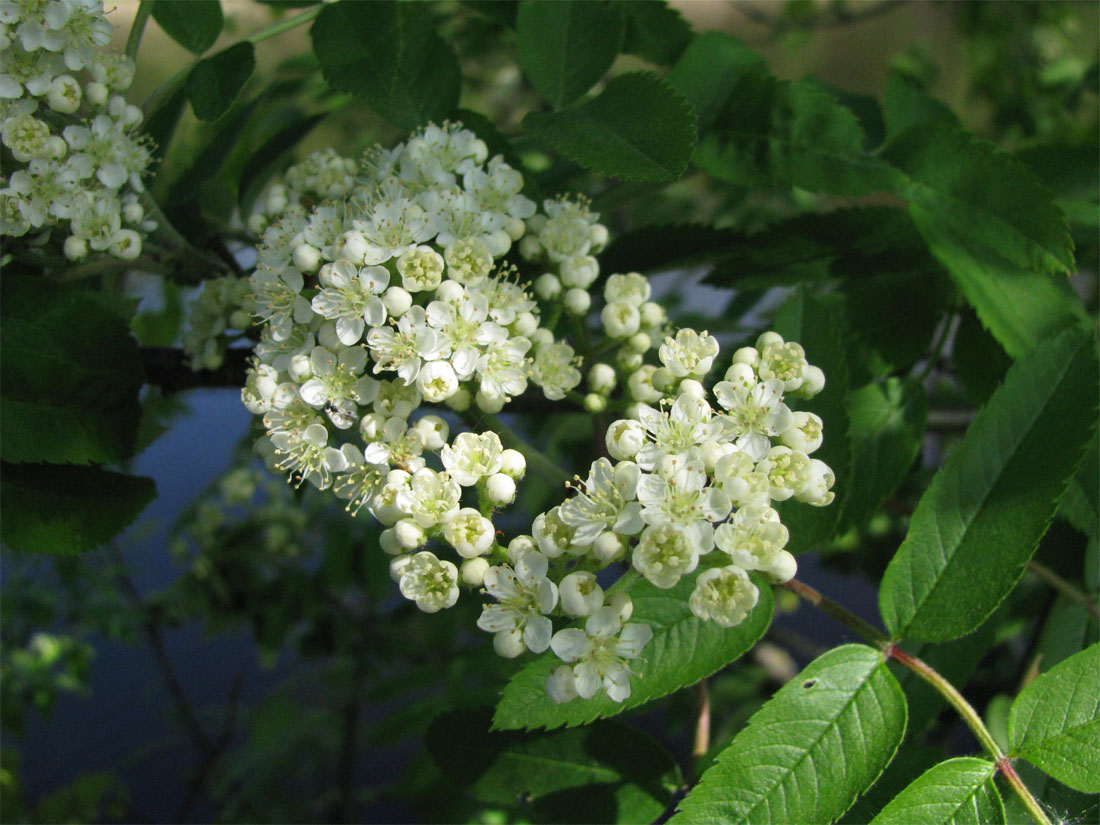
(869, 758, 1004, 825)
(879, 328, 1100, 642)
(516, 0, 622, 108)
(882, 74, 959, 141)
(523, 72, 696, 182)
(311, 1, 460, 130)
(1, 463, 156, 554)
(841, 743, 944, 825)
(0, 278, 143, 465)
(427, 708, 680, 823)
(670, 645, 907, 825)
(773, 288, 850, 554)
(493, 574, 773, 731)
(1034, 595, 1099, 676)
(151, 0, 223, 54)
(618, 1, 692, 66)
(1060, 431, 1099, 540)
(694, 68, 903, 194)
(186, 42, 255, 123)
(668, 31, 764, 133)
(600, 223, 742, 276)
(839, 379, 927, 532)
(237, 113, 326, 214)
(1008, 644, 1100, 792)
(883, 123, 1075, 278)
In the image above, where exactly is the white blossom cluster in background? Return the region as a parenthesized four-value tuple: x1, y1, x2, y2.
(242, 121, 834, 707)
(0, 0, 155, 262)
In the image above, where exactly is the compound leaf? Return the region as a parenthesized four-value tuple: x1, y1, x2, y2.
(879, 328, 1099, 642)
(670, 645, 907, 825)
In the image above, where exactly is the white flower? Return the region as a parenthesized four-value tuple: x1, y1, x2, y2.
(780, 411, 824, 454)
(636, 461, 731, 553)
(397, 244, 445, 292)
(476, 336, 530, 401)
(758, 336, 810, 393)
(713, 505, 789, 571)
(310, 260, 389, 345)
(604, 272, 651, 306)
(796, 458, 835, 506)
(633, 523, 701, 589)
(605, 419, 646, 461)
(440, 431, 504, 486)
(530, 340, 582, 401)
(426, 289, 506, 380)
(362, 416, 426, 471)
(532, 506, 577, 558)
(549, 606, 653, 702)
(442, 507, 496, 558)
(756, 445, 812, 502)
(394, 467, 460, 528)
(713, 379, 794, 462)
(690, 566, 759, 628)
(367, 306, 443, 385)
(713, 449, 772, 507)
(444, 236, 493, 285)
(559, 571, 605, 617)
(635, 394, 719, 471)
(416, 359, 459, 402)
(395, 551, 459, 613)
(251, 266, 313, 342)
(478, 551, 558, 655)
(601, 300, 641, 339)
(658, 328, 719, 378)
(558, 458, 643, 545)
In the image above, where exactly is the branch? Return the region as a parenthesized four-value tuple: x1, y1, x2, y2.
(142, 347, 252, 392)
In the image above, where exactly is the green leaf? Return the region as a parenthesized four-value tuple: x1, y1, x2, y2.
(879, 328, 1100, 642)
(1034, 595, 1099, 676)
(694, 69, 903, 194)
(516, 0, 623, 108)
(618, 1, 692, 66)
(883, 123, 1075, 278)
(151, 0, 223, 54)
(869, 758, 1004, 825)
(882, 73, 959, 140)
(1008, 644, 1100, 792)
(668, 32, 764, 133)
(311, 1, 460, 130)
(0, 278, 143, 465)
(1, 463, 156, 554)
(773, 287, 850, 554)
(523, 72, 696, 182)
(841, 743, 943, 824)
(164, 96, 262, 208)
(838, 379, 927, 532)
(670, 645, 907, 825)
(1060, 431, 1099, 540)
(951, 310, 1012, 406)
(426, 708, 680, 823)
(186, 42, 256, 123)
(493, 573, 773, 731)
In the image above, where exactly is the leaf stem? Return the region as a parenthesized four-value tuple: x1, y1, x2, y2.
(783, 577, 1052, 825)
(1026, 559, 1100, 620)
(782, 578, 891, 646)
(692, 678, 711, 761)
(124, 0, 153, 62)
(246, 5, 324, 45)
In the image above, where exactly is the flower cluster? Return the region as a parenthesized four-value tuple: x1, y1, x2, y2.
(0, 0, 155, 260)
(242, 121, 834, 708)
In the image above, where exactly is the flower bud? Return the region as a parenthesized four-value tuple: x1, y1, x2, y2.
(765, 550, 798, 584)
(493, 627, 526, 658)
(724, 362, 756, 387)
(678, 378, 705, 399)
(560, 255, 599, 289)
(445, 387, 472, 412)
(475, 390, 505, 414)
(639, 301, 665, 328)
(606, 419, 645, 461)
(534, 273, 561, 300)
(606, 591, 633, 622)
(507, 534, 537, 564)
(513, 311, 538, 337)
(486, 473, 516, 505)
(48, 74, 81, 113)
(584, 393, 607, 413)
(592, 532, 625, 564)
(63, 235, 88, 261)
(563, 288, 591, 315)
(380, 529, 403, 556)
(382, 286, 413, 317)
(293, 243, 321, 273)
(461, 557, 490, 587)
(588, 363, 617, 395)
(85, 81, 108, 107)
(559, 571, 604, 616)
(395, 518, 426, 549)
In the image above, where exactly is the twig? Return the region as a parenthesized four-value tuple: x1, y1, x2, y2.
(124, 0, 153, 62)
(1027, 560, 1100, 621)
(692, 679, 711, 762)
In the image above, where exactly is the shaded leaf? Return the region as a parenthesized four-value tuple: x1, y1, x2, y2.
(882, 73, 959, 140)
(493, 573, 773, 730)
(668, 31, 764, 133)
(516, 0, 622, 108)
(1, 463, 156, 554)
(870, 758, 1004, 825)
(238, 113, 326, 213)
(879, 328, 1100, 642)
(311, 1, 460, 130)
(152, 0, 223, 54)
(839, 379, 927, 532)
(670, 645, 907, 825)
(427, 708, 679, 823)
(523, 72, 696, 182)
(618, 1, 692, 66)
(1008, 644, 1100, 792)
(186, 42, 256, 123)
(0, 278, 143, 465)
